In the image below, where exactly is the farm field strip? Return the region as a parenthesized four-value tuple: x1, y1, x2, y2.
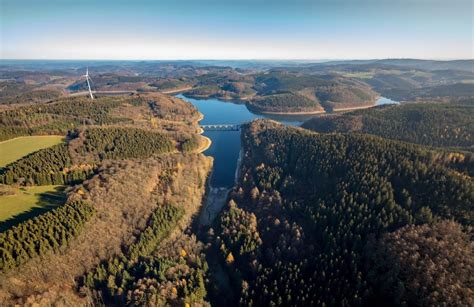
(0, 135, 65, 167)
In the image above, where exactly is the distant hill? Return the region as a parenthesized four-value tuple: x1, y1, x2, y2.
(250, 71, 378, 112)
(374, 59, 473, 72)
(310, 59, 474, 72)
(3, 60, 472, 107)
(409, 83, 474, 100)
(286, 62, 474, 101)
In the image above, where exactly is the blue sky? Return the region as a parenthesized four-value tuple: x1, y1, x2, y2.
(1, 0, 472, 60)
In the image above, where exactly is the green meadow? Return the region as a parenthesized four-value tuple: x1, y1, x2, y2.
(0, 135, 64, 167)
(0, 185, 66, 231)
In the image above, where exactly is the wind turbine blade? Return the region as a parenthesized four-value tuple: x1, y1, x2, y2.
(85, 72, 94, 100)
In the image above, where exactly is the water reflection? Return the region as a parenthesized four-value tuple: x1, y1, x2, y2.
(178, 94, 310, 188)
(178, 94, 398, 188)
(376, 96, 400, 105)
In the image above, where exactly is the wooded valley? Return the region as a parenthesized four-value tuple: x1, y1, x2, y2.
(0, 59, 472, 306)
(212, 120, 473, 306)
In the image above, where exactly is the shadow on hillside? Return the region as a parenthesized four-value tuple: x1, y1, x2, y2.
(0, 186, 66, 232)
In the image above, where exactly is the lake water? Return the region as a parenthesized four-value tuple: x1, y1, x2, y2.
(177, 94, 314, 187)
(376, 96, 400, 105)
(178, 94, 397, 188)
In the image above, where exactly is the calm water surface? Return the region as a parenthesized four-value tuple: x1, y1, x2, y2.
(177, 94, 313, 187)
(376, 96, 400, 105)
(178, 94, 397, 188)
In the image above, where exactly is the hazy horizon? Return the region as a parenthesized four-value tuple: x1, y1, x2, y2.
(2, 0, 473, 60)
(1, 58, 473, 62)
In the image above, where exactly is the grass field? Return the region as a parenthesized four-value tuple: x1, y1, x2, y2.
(339, 71, 374, 79)
(0, 135, 65, 167)
(0, 185, 66, 231)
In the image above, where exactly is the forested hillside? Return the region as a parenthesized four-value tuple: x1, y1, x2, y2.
(0, 91, 213, 305)
(302, 102, 474, 151)
(0, 80, 63, 105)
(212, 120, 473, 306)
(0, 200, 94, 271)
(250, 72, 378, 112)
(0, 154, 212, 306)
(246, 93, 323, 114)
(0, 96, 125, 141)
(0, 92, 207, 187)
(0, 93, 202, 142)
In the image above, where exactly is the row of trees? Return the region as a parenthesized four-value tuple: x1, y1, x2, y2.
(214, 120, 473, 306)
(0, 144, 93, 186)
(0, 200, 94, 271)
(0, 122, 74, 142)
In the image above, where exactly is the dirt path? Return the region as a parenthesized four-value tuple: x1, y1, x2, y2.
(331, 103, 377, 112)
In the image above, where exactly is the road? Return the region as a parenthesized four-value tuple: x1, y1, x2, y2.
(69, 90, 137, 97)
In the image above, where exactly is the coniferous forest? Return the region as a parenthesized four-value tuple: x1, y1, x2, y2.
(213, 120, 473, 306)
(302, 102, 474, 151)
(0, 200, 94, 271)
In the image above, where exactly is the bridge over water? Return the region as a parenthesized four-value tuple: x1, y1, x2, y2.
(200, 124, 241, 131)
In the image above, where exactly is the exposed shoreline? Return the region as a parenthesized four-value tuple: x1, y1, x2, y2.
(195, 112, 212, 153)
(196, 135, 212, 153)
(182, 93, 251, 103)
(331, 103, 377, 112)
(161, 86, 194, 94)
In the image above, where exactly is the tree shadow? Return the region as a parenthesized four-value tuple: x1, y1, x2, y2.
(0, 186, 67, 232)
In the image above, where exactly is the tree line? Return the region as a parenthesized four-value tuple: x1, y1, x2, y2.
(1, 127, 175, 186)
(0, 144, 93, 186)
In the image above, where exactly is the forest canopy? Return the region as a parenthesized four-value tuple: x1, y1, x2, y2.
(213, 120, 473, 306)
(303, 102, 474, 151)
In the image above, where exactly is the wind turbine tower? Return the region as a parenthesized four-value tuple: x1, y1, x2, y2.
(84, 67, 94, 100)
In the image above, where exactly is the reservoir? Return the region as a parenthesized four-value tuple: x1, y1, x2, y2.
(177, 94, 312, 188)
(177, 94, 398, 188)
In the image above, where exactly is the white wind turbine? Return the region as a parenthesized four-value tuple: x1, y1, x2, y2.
(83, 67, 94, 100)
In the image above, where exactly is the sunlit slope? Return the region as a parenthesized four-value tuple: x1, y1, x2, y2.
(0, 136, 64, 167)
(0, 185, 65, 227)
